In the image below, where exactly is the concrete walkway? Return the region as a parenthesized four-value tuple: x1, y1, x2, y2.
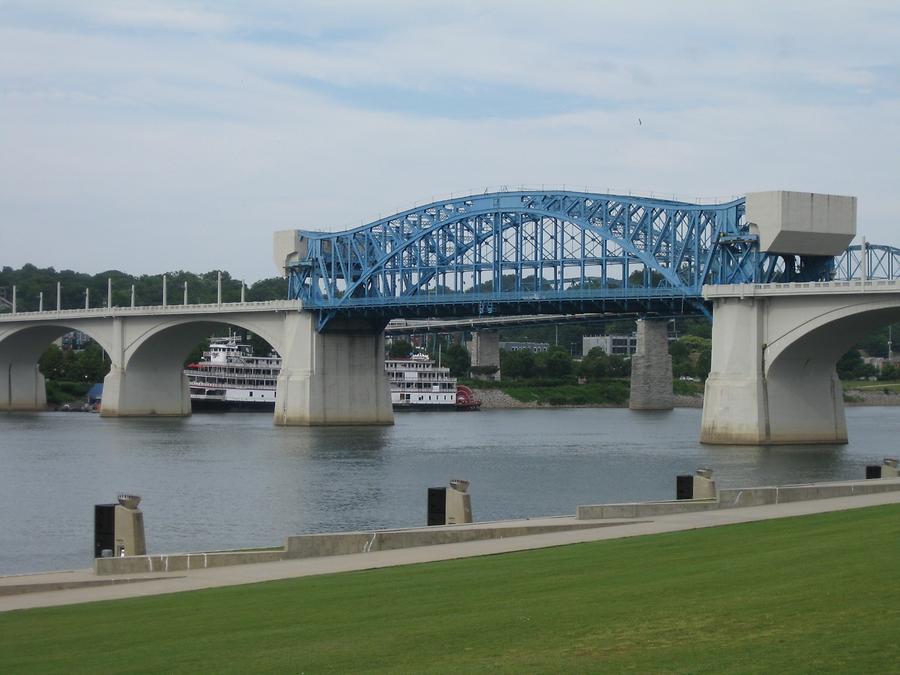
(3, 490, 900, 613)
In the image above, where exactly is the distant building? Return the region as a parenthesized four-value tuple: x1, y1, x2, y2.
(863, 356, 886, 372)
(55, 330, 92, 351)
(582, 334, 638, 357)
(499, 341, 550, 353)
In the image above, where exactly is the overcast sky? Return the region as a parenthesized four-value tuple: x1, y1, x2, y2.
(2, 1, 899, 282)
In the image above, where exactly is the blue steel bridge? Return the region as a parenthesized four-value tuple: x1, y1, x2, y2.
(287, 189, 900, 330)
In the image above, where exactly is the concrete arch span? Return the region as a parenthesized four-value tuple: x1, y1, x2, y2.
(102, 313, 286, 418)
(701, 284, 900, 445)
(0, 304, 394, 425)
(0, 322, 114, 411)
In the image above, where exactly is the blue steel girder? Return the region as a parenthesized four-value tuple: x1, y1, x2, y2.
(287, 191, 899, 331)
(288, 190, 762, 329)
(833, 244, 900, 280)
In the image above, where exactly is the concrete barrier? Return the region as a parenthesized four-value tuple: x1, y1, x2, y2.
(94, 521, 630, 574)
(580, 477, 900, 519)
(94, 549, 285, 575)
(95, 478, 900, 575)
(576, 499, 718, 520)
(285, 521, 627, 559)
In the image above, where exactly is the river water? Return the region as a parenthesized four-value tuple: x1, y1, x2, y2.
(1, 407, 898, 575)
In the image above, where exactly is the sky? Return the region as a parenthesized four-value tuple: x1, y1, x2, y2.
(2, 1, 899, 282)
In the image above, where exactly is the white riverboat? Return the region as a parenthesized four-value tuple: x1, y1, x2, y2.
(185, 337, 280, 411)
(385, 353, 481, 411)
(185, 338, 480, 412)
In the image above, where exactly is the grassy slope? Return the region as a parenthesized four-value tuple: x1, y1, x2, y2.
(501, 379, 630, 405)
(3, 505, 900, 673)
(469, 378, 703, 405)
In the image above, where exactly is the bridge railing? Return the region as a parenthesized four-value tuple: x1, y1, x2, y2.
(0, 299, 299, 321)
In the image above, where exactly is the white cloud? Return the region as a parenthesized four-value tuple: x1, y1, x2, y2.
(88, 1, 231, 33)
(0, 2, 899, 281)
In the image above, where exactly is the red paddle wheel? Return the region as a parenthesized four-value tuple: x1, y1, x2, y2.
(455, 384, 481, 411)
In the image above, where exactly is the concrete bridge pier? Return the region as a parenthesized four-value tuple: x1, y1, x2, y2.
(101, 364, 192, 418)
(0, 326, 55, 411)
(0, 362, 47, 411)
(100, 317, 193, 417)
(469, 330, 501, 380)
(700, 294, 849, 445)
(629, 319, 673, 410)
(274, 312, 393, 426)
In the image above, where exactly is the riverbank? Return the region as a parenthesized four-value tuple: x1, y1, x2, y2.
(472, 387, 703, 409)
(472, 383, 900, 409)
(3, 500, 899, 672)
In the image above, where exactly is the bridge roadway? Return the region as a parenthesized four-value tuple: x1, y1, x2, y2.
(385, 312, 627, 335)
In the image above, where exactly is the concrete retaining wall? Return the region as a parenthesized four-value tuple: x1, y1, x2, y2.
(718, 478, 900, 509)
(578, 477, 900, 520)
(94, 522, 625, 575)
(285, 521, 623, 559)
(576, 499, 718, 520)
(94, 549, 285, 575)
(96, 478, 900, 575)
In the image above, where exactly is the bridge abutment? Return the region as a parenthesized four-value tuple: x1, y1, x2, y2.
(629, 319, 673, 410)
(274, 313, 393, 426)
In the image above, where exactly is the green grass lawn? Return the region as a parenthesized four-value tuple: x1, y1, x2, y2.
(3, 505, 900, 673)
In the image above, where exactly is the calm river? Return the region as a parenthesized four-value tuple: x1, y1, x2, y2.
(2, 407, 898, 575)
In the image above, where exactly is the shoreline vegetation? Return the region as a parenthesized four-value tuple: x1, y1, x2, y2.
(468, 379, 900, 409)
(39, 378, 900, 410)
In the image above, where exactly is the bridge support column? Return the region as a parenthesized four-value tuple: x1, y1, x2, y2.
(100, 364, 192, 417)
(470, 330, 501, 380)
(0, 362, 47, 411)
(629, 319, 673, 410)
(274, 313, 393, 426)
(700, 297, 847, 445)
(100, 318, 192, 417)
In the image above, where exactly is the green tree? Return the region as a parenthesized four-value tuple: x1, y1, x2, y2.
(535, 347, 573, 378)
(837, 349, 876, 380)
(578, 348, 630, 380)
(76, 343, 110, 382)
(670, 335, 712, 379)
(578, 347, 609, 379)
(443, 344, 471, 377)
(501, 349, 536, 379)
(38, 344, 66, 379)
(388, 339, 413, 359)
(879, 362, 899, 381)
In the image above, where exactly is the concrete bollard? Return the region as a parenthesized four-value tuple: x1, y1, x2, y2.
(867, 458, 899, 479)
(676, 468, 717, 500)
(427, 480, 474, 525)
(94, 494, 147, 558)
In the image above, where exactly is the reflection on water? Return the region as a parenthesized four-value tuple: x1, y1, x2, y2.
(0, 406, 896, 575)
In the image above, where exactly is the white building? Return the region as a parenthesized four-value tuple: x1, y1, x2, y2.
(582, 334, 638, 357)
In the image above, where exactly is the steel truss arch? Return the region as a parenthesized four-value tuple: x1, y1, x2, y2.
(287, 189, 893, 330)
(290, 191, 756, 329)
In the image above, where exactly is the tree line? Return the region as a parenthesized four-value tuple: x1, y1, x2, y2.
(0, 264, 287, 312)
